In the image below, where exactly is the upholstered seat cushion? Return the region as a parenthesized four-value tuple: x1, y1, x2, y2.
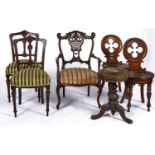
(11, 68, 50, 87)
(59, 68, 98, 85)
(6, 60, 41, 75)
(98, 67, 129, 82)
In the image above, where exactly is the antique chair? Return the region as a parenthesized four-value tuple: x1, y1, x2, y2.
(101, 34, 128, 92)
(120, 38, 154, 112)
(10, 36, 51, 117)
(56, 30, 102, 109)
(6, 30, 39, 102)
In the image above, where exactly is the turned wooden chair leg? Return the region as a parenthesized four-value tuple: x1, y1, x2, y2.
(38, 88, 41, 102)
(127, 84, 133, 112)
(6, 75, 11, 102)
(56, 85, 61, 110)
(97, 81, 104, 108)
(120, 81, 128, 103)
(18, 88, 22, 105)
(12, 86, 17, 117)
(63, 86, 65, 97)
(147, 83, 151, 111)
(140, 84, 145, 103)
(41, 88, 44, 104)
(87, 86, 90, 96)
(118, 82, 121, 92)
(46, 86, 50, 116)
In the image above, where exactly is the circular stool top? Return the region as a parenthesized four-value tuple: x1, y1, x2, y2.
(98, 67, 129, 82)
(102, 63, 128, 69)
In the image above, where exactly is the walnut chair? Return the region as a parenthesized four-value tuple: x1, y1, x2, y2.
(56, 30, 102, 109)
(10, 36, 51, 117)
(120, 38, 154, 112)
(6, 30, 40, 102)
(101, 34, 128, 92)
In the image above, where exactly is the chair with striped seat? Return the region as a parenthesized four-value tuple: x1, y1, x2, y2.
(10, 36, 51, 117)
(6, 30, 39, 102)
(56, 30, 102, 109)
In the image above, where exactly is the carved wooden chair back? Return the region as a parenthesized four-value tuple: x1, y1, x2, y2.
(57, 30, 95, 70)
(10, 30, 39, 62)
(123, 38, 147, 72)
(13, 35, 46, 71)
(101, 34, 122, 64)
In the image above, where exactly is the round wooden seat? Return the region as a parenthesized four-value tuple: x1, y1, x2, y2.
(129, 71, 154, 80)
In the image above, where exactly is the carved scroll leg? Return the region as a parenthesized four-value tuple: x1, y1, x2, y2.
(97, 81, 105, 108)
(6, 75, 11, 102)
(118, 82, 121, 92)
(46, 86, 50, 116)
(116, 105, 133, 124)
(120, 81, 127, 103)
(147, 83, 152, 111)
(91, 104, 109, 120)
(140, 84, 145, 103)
(12, 86, 17, 117)
(56, 85, 61, 110)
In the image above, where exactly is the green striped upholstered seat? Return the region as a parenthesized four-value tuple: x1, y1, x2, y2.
(59, 68, 98, 85)
(6, 60, 41, 75)
(11, 68, 51, 87)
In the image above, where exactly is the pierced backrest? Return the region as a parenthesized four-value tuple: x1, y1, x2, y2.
(123, 38, 147, 72)
(57, 30, 95, 69)
(101, 34, 122, 64)
(9, 30, 39, 62)
(13, 36, 46, 71)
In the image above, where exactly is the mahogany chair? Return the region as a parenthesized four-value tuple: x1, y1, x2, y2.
(6, 30, 39, 102)
(120, 38, 154, 112)
(10, 36, 51, 117)
(56, 30, 102, 109)
(101, 34, 128, 92)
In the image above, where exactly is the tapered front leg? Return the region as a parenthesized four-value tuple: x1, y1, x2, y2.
(46, 86, 50, 116)
(12, 86, 17, 117)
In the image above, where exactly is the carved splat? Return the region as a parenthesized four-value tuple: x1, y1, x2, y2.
(13, 36, 46, 70)
(123, 38, 147, 72)
(57, 30, 95, 66)
(9, 30, 39, 62)
(101, 35, 122, 64)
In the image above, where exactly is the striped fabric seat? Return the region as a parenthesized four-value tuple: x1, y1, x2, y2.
(11, 68, 51, 87)
(59, 68, 98, 85)
(6, 60, 41, 75)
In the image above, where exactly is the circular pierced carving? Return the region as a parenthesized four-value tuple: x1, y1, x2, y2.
(101, 34, 122, 55)
(123, 38, 147, 61)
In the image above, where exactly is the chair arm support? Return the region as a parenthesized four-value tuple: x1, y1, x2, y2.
(90, 54, 102, 71)
(56, 54, 63, 80)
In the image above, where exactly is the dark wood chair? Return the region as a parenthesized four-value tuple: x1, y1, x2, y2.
(56, 30, 102, 109)
(120, 38, 154, 112)
(6, 30, 39, 102)
(10, 36, 51, 117)
(101, 34, 128, 92)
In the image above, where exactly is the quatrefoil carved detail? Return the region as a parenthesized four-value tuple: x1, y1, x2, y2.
(127, 42, 143, 58)
(105, 39, 119, 53)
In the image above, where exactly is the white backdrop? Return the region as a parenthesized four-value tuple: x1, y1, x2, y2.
(0, 0, 155, 155)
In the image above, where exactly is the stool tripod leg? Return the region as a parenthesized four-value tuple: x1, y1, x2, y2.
(91, 104, 109, 119)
